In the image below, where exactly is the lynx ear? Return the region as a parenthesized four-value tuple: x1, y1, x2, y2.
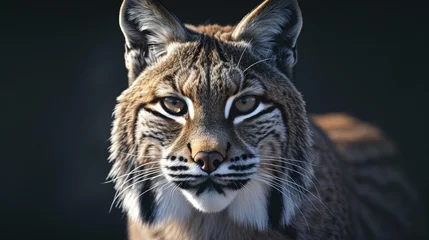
(119, 0, 189, 84)
(232, 0, 302, 79)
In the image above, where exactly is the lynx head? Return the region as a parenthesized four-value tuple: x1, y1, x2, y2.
(109, 0, 315, 230)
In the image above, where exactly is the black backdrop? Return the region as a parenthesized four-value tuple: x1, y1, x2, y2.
(2, 0, 428, 239)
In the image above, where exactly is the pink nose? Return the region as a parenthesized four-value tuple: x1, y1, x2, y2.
(193, 151, 224, 173)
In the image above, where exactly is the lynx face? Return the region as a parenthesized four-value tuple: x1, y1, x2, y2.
(109, 0, 315, 230)
(131, 42, 291, 213)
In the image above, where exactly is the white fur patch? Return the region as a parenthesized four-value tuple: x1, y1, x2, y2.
(227, 179, 269, 231)
(181, 189, 238, 213)
(153, 181, 194, 226)
(281, 188, 298, 225)
(123, 189, 142, 223)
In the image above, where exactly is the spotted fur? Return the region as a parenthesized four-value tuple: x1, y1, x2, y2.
(108, 0, 425, 239)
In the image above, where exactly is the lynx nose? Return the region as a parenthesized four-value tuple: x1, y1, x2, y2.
(193, 151, 224, 174)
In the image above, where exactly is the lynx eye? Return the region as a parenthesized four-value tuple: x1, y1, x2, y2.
(234, 96, 259, 115)
(160, 97, 188, 116)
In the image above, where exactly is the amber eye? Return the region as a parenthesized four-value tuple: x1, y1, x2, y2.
(234, 96, 259, 115)
(160, 97, 188, 116)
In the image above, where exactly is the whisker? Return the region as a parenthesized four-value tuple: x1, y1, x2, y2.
(110, 168, 161, 203)
(260, 168, 334, 217)
(240, 181, 252, 196)
(119, 152, 168, 159)
(243, 57, 275, 74)
(260, 168, 317, 201)
(131, 178, 167, 204)
(260, 164, 322, 205)
(259, 162, 321, 196)
(236, 38, 254, 67)
(109, 172, 163, 212)
(110, 170, 162, 209)
(256, 155, 319, 166)
(259, 161, 318, 183)
(253, 176, 310, 231)
(258, 172, 322, 216)
(258, 157, 321, 185)
(132, 170, 163, 180)
(107, 169, 161, 193)
(256, 174, 300, 199)
(104, 161, 161, 183)
(168, 181, 180, 200)
(111, 172, 164, 211)
(256, 174, 315, 214)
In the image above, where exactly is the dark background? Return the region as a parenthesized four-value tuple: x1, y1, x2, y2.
(2, 0, 428, 239)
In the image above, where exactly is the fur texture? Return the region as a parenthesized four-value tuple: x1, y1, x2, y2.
(108, 0, 424, 239)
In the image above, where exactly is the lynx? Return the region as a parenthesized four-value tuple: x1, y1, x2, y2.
(108, 0, 424, 239)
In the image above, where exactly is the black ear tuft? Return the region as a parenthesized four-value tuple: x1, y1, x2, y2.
(232, 0, 302, 79)
(119, 0, 190, 84)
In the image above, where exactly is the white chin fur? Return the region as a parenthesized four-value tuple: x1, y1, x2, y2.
(181, 189, 238, 213)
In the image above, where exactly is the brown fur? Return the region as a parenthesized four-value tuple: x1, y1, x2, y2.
(186, 24, 235, 42)
(313, 113, 397, 162)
